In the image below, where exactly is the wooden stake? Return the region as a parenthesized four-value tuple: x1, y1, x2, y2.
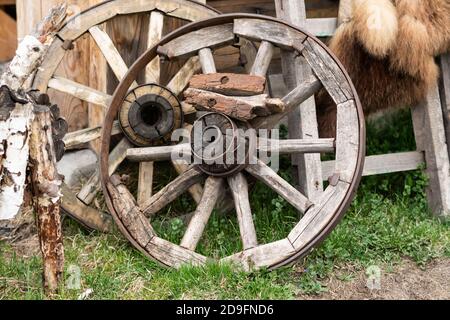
(29, 105, 64, 294)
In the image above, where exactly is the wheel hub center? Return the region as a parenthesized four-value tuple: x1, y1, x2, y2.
(191, 113, 251, 177)
(119, 84, 183, 147)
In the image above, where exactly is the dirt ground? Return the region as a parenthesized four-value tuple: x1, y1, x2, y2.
(298, 259, 450, 300)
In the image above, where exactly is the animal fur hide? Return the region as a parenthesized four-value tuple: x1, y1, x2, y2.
(317, 0, 450, 137)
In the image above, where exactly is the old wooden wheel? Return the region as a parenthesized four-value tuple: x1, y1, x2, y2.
(101, 14, 365, 270)
(31, 0, 219, 232)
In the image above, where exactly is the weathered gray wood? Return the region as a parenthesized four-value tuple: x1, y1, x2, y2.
(439, 54, 450, 159)
(77, 137, 132, 205)
(137, 162, 154, 207)
(146, 236, 208, 268)
(158, 24, 235, 59)
(259, 138, 335, 154)
(63, 121, 121, 149)
(228, 173, 258, 250)
(250, 41, 274, 77)
(250, 74, 321, 129)
(47, 77, 111, 108)
(245, 159, 313, 214)
(334, 100, 360, 183)
(142, 166, 205, 217)
(145, 10, 164, 84)
(166, 57, 202, 95)
(322, 151, 425, 180)
(57, 0, 218, 41)
(189, 73, 266, 96)
(171, 160, 204, 204)
(127, 144, 191, 162)
(184, 88, 283, 120)
(288, 181, 350, 249)
(233, 18, 306, 50)
(412, 85, 450, 218)
(108, 175, 156, 249)
(302, 38, 353, 104)
(223, 238, 295, 271)
(180, 177, 223, 251)
(198, 48, 217, 74)
(89, 26, 138, 88)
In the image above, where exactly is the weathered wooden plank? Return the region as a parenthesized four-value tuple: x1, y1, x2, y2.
(171, 160, 204, 204)
(146, 236, 208, 268)
(302, 38, 353, 104)
(333, 100, 360, 183)
(142, 166, 205, 217)
(157, 24, 235, 59)
(127, 144, 191, 162)
(412, 85, 450, 218)
(322, 151, 425, 180)
(108, 175, 156, 248)
(57, 0, 218, 41)
(189, 73, 266, 96)
(137, 162, 154, 207)
(245, 159, 313, 214)
(233, 18, 307, 50)
(223, 239, 295, 271)
(184, 88, 283, 120)
(180, 177, 223, 251)
(228, 173, 258, 250)
(439, 54, 450, 159)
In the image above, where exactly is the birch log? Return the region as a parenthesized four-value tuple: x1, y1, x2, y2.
(29, 105, 64, 294)
(0, 4, 67, 220)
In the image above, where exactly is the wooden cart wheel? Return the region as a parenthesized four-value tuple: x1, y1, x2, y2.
(100, 14, 366, 270)
(31, 0, 220, 232)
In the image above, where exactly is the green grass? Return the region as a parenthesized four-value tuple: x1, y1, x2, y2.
(0, 109, 449, 299)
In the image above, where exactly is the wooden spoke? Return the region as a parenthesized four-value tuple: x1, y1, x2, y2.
(250, 74, 322, 129)
(166, 57, 202, 95)
(136, 10, 165, 208)
(77, 138, 132, 205)
(145, 11, 164, 84)
(245, 160, 313, 214)
(250, 41, 274, 77)
(137, 162, 154, 207)
(141, 166, 205, 217)
(180, 177, 224, 251)
(157, 24, 235, 59)
(48, 77, 111, 108)
(63, 120, 121, 150)
(228, 173, 258, 250)
(89, 25, 138, 87)
(171, 160, 204, 204)
(258, 138, 335, 154)
(127, 144, 191, 162)
(198, 48, 217, 74)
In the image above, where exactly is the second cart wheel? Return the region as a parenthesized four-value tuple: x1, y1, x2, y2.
(32, 0, 220, 232)
(101, 14, 365, 270)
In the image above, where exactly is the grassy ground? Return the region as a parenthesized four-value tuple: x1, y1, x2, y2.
(0, 110, 449, 300)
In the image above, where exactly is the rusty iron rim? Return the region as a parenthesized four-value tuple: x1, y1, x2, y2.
(100, 13, 366, 269)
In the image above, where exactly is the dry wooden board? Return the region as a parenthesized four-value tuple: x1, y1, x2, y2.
(158, 23, 235, 59)
(234, 18, 306, 50)
(0, 9, 17, 62)
(322, 151, 425, 180)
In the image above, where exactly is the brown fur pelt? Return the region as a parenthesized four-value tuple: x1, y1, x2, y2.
(317, 0, 450, 137)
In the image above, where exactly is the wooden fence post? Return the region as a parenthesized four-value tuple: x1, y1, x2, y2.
(411, 83, 450, 219)
(274, 0, 323, 202)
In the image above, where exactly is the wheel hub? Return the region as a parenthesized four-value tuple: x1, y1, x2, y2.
(191, 113, 251, 177)
(119, 84, 183, 147)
